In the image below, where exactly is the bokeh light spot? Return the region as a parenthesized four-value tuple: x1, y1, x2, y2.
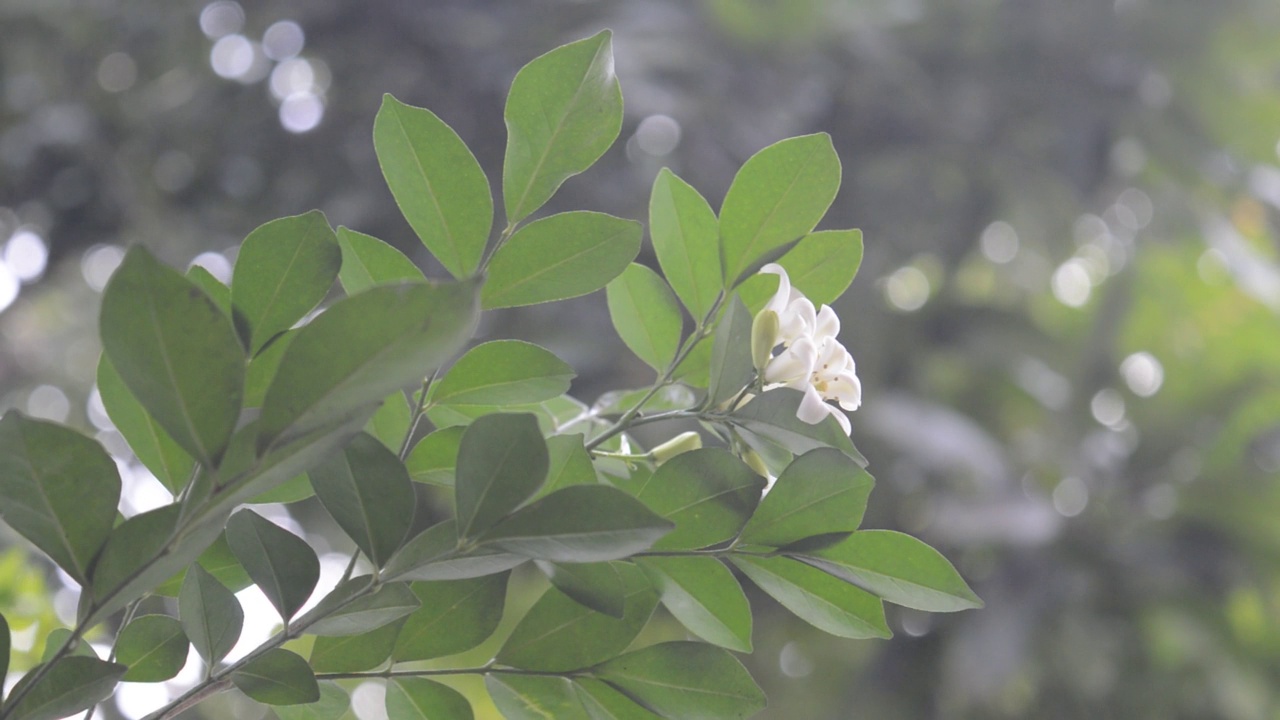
(199, 1, 244, 39)
(263, 20, 305, 61)
(1090, 389, 1125, 427)
(0, 262, 20, 313)
(4, 229, 48, 281)
(190, 251, 232, 283)
(1052, 476, 1089, 517)
(1051, 259, 1092, 307)
(635, 114, 682, 157)
(1120, 351, 1163, 397)
(97, 52, 138, 93)
(980, 220, 1019, 264)
(279, 93, 324, 133)
(81, 244, 125, 292)
(884, 265, 931, 311)
(27, 385, 70, 423)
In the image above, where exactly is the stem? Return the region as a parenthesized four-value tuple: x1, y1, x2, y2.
(478, 222, 518, 273)
(399, 371, 438, 461)
(317, 665, 579, 681)
(585, 293, 725, 452)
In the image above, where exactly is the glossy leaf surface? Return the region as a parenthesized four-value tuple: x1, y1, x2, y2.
(335, 226, 425, 295)
(225, 509, 320, 621)
(309, 432, 415, 568)
(739, 447, 874, 547)
(799, 530, 983, 612)
(392, 573, 509, 662)
(649, 168, 722, 321)
(116, 614, 188, 682)
(231, 648, 320, 705)
(638, 556, 753, 652)
(432, 340, 575, 406)
(731, 554, 890, 639)
(606, 263, 683, 372)
(592, 642, 765, 720)
(454, 413, 548, 541)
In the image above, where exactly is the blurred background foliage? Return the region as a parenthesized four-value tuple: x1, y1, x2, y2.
(2, 0, 1280, 718)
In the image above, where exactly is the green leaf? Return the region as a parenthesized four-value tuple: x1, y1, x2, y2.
(309, 432, 415, 568)
(97, 354, 194, 495)
(772, 228, 863, 306)
(186, 264, 232, 318)
(99, 245, 244, 467)
(40, 629, 96, 663)
(375, 95, 492, 279)
(480, 485, 673, 563)
(629, 448, 765, 550)
(388, 678, 474, 720)
(591, 385, 697, 418)
(503, 30, 623, 223)
(497, 562, 657, 671)
(257, 279, 479, 452)
(366, 390, 411, 452)
(731, 554, 889, 638)
(536, 561, 626, 618)
(671, 335, 712, 388)
(85, 505, 226, 625)
(335, 227, 425, 295)
(537, 434, 598, 498)
(244, 329, 295, 409)
(245, 472, 314, 505)
(231, 648, 320, 705)
(405, 426, 465, 486)
(706, 294, 754, 409)
(393, 574, 509, 662)
(591, 642, 765, 720)
(180, 564, 244, 667)
(382, 520, 528, 582)
(798, 530, 983, 612)
(729, 387, 867, 465)
(739, 448, 874, 547)
(116, 614, 188, 682)
(225, 510, 320, 621)
(0, 412, 120, 585)
(606, 264, 683, 372)
(719, 133, 841, 285)
(432, 340, 575, 406)
(2, 656, 126, 720)
(455, 413, 548, 541)
(482, 212, 642, 309)
(302, 579, 420, 637)
(486, 675, 590, 720)
(231, 210, 341, 354)
(272, 681, 350, 720)
(637, 556, 752, 652)
(649, 168, 722, 322)
(573, 678, 663, 720)
(155, 532, 254, 597)
(308, 620, 403, 673)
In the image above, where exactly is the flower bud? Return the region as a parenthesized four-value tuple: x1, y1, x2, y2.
(751, 308, 780, 373)
(649, 431, 702, 465)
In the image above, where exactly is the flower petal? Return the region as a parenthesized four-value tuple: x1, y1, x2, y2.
(795, 384, 831, 425)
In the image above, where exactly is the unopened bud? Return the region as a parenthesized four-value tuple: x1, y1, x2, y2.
(751, 309, 780, 374)
(649, 431, 702, 465)
(742, 447, 771, 478)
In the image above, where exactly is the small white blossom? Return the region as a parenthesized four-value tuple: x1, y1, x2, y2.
(754, 263, 861, 434)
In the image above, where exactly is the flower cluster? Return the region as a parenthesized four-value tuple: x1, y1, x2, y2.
(750, 263, 861, 434)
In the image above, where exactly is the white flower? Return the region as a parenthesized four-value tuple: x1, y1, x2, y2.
(753, 263, 861, 435)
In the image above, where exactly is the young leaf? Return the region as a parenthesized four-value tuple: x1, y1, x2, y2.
(650, 168, 722, 321)
(231, 648, 320, 705)
(739, 447, 874, 547)
(230, 210, 340, 354)
(486, 675, 590, 720)
(382, 520, 528, 582)
(0, 412, 120, 585)
(591, 642, 765, 720)
(629, 448, 765, 551)
(364, 390, 411, 452)
(706, 294, 754, 409)
(536, 560, 626, 618)
(96, 354, 194, 495)
(497, 562, 657, 671)
(99, 245, 244, 467)
(729, 387, 867, 464)
(731, 554, 890, 639)
(303, 580, 420, 637)
(637, 556, 753, 652)
(225, 510, 320, 621)
(309, 432, 415, 568)
(406, 426, 465, 486)
(392, 573, 508, 662)
(388, 678, 474, 720)
(116, 614, 189, 682)
(257, 278, 479, 452)
(797, 530, 983, 611)
(482, 211, 642, 309)
(309, 620, 403, 673)
(719, 133, 841, 285)
(273, 681, 350, 720)
(431, 340, 576, 406)
(606, 263, 684, 372)
(455, 413, 549, 541)
(336, 226, 425, 294)
(537, 434, 598, 498)
(374, 95, 492, 278)
(503, 30, 623, 223)
(1, 656, 126, 720)
(180, 564, 244, 668)
(573, 678, 664, 720)
(479, 485, 673, 563)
